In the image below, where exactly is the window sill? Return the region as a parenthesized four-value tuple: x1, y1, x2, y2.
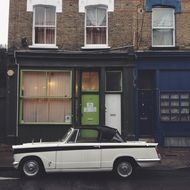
(150, 46, 179, 50)
(29, 45, 58, 49)
(81, 45, 110, 50)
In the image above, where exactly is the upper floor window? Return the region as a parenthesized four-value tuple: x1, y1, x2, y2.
(33, 5, 56, 46)
(85, 6, 108, 48)
(152, 8, 175, 47)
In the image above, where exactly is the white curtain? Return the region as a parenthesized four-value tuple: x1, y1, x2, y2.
(48, 72, 71, 97)
(87, 8, 97, 26)
(22, 71, 72, 123)
(23, 72, 46, 97)
(35, 6, 45, 25)
(97, 8, 106, 26)
(153, 8, 174, 28)
(46, 6, 56, 26)
(153, 29, 173, 46)
(87, 7, 106, 26)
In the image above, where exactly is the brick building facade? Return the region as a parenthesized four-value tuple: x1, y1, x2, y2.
(5, 0, 190, 146)
(8, 0, 190, 51)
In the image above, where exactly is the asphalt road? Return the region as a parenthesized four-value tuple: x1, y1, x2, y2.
(0, 168, 190, 190)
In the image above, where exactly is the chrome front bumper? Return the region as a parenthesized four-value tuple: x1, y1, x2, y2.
(13, 161, 19, 169)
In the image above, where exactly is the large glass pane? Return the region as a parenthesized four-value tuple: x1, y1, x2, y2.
(48, 72, 71, 97)
(153, 29, 173, 46)
(97, 8, 106, 26)
(22, 100, 37, 122)
(37, 99, 48, 122)
(46, 28, 55, 44)
(21, 71, 73, 124)
(23, 99, 48, 122)
(106, 71, 122, 92)
(35, 27, 45, 44)
(23, 99, 72, 123)
(86, 8, 97, 26)
(153, 8, 174, 28)
(46, 6, 56, 26)
(86, 27, 106, 44)
(35, 6, 45, 25)
(86, 7, 106, 27)
(82, 72, 99, 91)
(49, 99, 71, 123)
(22, 72, 46, 97)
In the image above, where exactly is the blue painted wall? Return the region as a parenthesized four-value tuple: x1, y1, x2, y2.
(137, 52, 190, 145)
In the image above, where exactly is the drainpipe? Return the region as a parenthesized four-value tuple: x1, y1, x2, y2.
(14, 50, 19, 140)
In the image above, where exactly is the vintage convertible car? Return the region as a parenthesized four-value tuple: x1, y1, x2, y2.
(12, 126, 161, 179)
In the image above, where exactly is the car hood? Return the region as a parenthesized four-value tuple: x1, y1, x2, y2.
(12, 142, 60, 149)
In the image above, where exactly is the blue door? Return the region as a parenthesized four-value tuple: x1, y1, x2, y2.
(138, 90, 156, 137)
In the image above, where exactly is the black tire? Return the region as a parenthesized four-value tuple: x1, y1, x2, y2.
(114, 159, 135, 179)
(20, 157, 44, 178)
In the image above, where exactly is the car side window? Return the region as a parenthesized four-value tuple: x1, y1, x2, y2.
(111, 132, 124, 142)
(76, 129, 99, 143)
(101, 131, 124, 143)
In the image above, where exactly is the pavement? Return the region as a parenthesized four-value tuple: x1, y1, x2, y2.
(0, 144, 190, 171)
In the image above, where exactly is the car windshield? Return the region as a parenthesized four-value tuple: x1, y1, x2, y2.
(61, 128, 73, 142)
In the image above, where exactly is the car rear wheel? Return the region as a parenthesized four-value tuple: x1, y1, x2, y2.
(20, 158, 43, 178)
(114, 159, 135, 179)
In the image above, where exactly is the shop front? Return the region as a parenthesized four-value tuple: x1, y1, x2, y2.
(6, 50, 136, 143)
(137, 51, 190, 146)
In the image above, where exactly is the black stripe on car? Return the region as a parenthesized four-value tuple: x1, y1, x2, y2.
(13, 145, 156, 154)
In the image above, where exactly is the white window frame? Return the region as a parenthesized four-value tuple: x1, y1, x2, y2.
(152, 7, 175, 47)
(82, 6, 110, 49)
(30, 5, 57, 49)
(27, 0, 62, 12)
(79, 0, 114, 12)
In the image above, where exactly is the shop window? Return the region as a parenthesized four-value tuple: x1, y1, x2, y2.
(160, 92, 190, 121)
(33, 5, 56, 46)
(106, 71, 122, 92)
(84, 5, 108, 48)
(82, 72, 99, 91)
(20, 71, 72, 124)
(152, 8, 175, 47)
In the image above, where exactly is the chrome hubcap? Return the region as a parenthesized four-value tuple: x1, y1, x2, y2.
(23, 160, 39, 177)
(117, 162, 133, 177)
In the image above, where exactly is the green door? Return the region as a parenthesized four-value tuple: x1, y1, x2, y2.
(81, 95, 99, 125)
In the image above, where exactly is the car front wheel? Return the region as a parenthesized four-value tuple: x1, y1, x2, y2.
(20, 158, 43, 178)
(114, 160, 135, 179)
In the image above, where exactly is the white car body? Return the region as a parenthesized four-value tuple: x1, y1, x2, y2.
(12, 127, 161, 178)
